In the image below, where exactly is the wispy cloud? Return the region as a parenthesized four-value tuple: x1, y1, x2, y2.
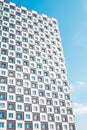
(73, 103, 87, 115)
(76, 81, 86, 86)
(70, 81, 87, 89)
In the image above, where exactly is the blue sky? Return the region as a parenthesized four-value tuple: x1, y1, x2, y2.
(9, 0, 87, 129)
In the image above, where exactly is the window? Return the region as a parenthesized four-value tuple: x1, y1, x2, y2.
(16, 66, 21, 71)
(17, 113, 23, 119)
(37, 64, 41, 68)
(16, 41, 21, 46)
(26, 123, 31, 128)
(1, 50, 7, 55)
(62, 116, 67, 122)
(8, 113, 13, 118)
(16, 80, 22, 86)
(0, 77, 7, 83)
(39, 91, 44, 96)
(40, 107, 45, 112)
(26, 114, 30, 119)
(9, 95, 13, 100)
(61, 69, 65, 74)
(56, 124, 61, 130)
(49, 116, 54, 121)
(70, 125, 75, 130)
(46, 92, 50, 97)
(2, 57, 6, 61)
(61, 109, 65, 114)
(31, 69, 36, 74)
(45, 85, 50, 90)
(0, 122, 4, 128)
(17, 105, 22, 110)
(52, 86, 56, 91)
(8, 72, 14, 77)
(0, 86, 5, 91)
(23, 38, 27, 42)
(36, 52, 40, 56)
(34, 123, 39, 129)
(33, 106, 38, 111)
(16, 53, 21, 58)
(3, 27, 8, 31)
(50, 124, 54, 129)
(18, 123, 22, 128)
(25, 97, 29, 102)
(17, 96, 23, 102)
(48, 108, 52, 112)
(8, 103, 15, 110)
(9, 79, 14, 84)
(47, 100, 51, 105)
(52, 93, 57, 98)
(42, 124, 47, 129)
(0, 1, 3, 6)
(67, 109, 72, 114)
(1, 71, 6, 75)
(8, 122, 14, 129)
(38, 77, 43, 82)
(9, 45, 14, 50)
(0, 93, 6, 100)
(64, 125, 68, 130)
(9, 58, 14, 63)
(60, 101, 65, 106)
(8, 87, 14, 93)
(23, 61, 28, 66)
(10, 14, 15, 19)
(10, 24, 15, 28)
(0, 103, 5, 108)
(33, 114, 39, 120)
(16, 12, 21, 16)
(29, 45, 34, 49)
(58, 87, 63, 92)
(9, 34, 15, 39)
(44, 72, 49, 76)
(32, 90, 36, 95)
(25, 105, 31, 111)
(65, 95, 70, 100)
(22, 10, 26, 14)
(28, 25, 32, 29)
(32, 98, 37, 103)
(54, 108, 59, 113)
(3, 17, 9, 21)
(10, 5, 15, 10)
(31, 76, 35, 81)
(38, 84, 43, 89)
(43, 59, 47, 64)
(49, 67, 53, 71)
(30, 57, 35, 61)
(31, 83, 37, 88)
(0, 111, 5, 119)
(63, 82, 68, 86)
(51, 80, 55, 84)
(24, 88, 29, 94)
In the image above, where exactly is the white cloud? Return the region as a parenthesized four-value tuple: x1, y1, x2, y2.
(70, 81, 87, 89)
(70, 84, 74, 89)
(73, 103, 87, 115)
(76, 81, 85, 86)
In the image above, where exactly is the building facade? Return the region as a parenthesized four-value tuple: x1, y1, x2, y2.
(0, 0, 76, 130)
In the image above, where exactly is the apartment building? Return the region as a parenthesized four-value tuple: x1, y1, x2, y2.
(0, 0, 76, 130)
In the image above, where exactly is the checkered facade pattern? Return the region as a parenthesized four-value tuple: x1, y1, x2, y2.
(0, 0, 76, 130)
